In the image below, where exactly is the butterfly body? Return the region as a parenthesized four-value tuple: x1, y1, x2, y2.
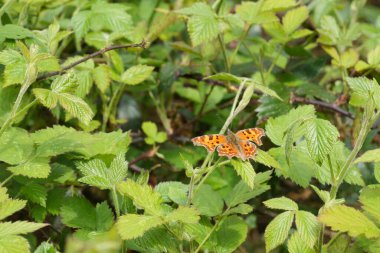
(191, 128, 265, 160)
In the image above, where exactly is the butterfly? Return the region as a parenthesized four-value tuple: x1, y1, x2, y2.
(191, 128, 265, 160)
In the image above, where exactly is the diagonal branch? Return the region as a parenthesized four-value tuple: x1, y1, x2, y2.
(291, 94, 354, 120)
(37, 41, 147, 81)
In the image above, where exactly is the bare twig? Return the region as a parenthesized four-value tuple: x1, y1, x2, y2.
(291, 94, 354, 120)
(37, 41, 147, 81)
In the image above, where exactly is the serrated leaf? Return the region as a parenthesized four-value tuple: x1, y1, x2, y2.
(347, 77, 380, 109)
(266, 105, 315, 146)
(121, 65, 154, 85)
(319, 205, 380, 238)
(214, 216, 248, 253)
(0, 127, 34, 165)
(359, 185, 380, 224)
(51, 72, 78, 93)
(57, 93, 94, 125)
(355, 149, 380, 163)
(311, 185, 330, 203)
(187, 14, 220, 47)
(166, 206, 200, 224)
(46, 188, 66, 215)
(236, 2, 278, 25)
(325, 233, 351, 253)
(0, 198, 26, 221)
(116, 214, 164, 240)
(304, 118, 339, 162)
(0, 221, 47, 237)
(155, 181, 188, 205)
(33, 88, 58, 109)
(8, 157, 51, 178)
(60, 197, 96, 230)
(264, 211, 295, 252)
(295, 211, 320, 247)
(255, 149, 281, 170)
(261, 0, 297, 11)
(193, 185, 224, 217)
(231, 160, 256, 189)
(20, 183, 47, 207)
(108, 153, 128, 185)
(253, 82, 283, 101)
(0, 235, 30, 253)
(225, 172, 271, 207)
(205, 72, 241, 83)
(117, 180, 163, 216)
(283, 6, 309, 35)
(225, 204, 253, 215)
(95, 202, 114, 232)
(0, 24, 34, 40)
(34, 241, 59, 253)
(287, 232, 316, 253)
(264, 197, 298, 211)
(93, 64, 111, 93)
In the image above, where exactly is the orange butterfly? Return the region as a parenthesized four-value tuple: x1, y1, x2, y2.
(191, 128, 265, 160)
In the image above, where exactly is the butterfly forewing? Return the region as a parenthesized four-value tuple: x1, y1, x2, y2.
(191, 134, 227, 152)
(236, 128, 265, 145)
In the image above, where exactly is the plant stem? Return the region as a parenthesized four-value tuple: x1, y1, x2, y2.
(112, 187, 121, 218)
(0, 174, 14, 187)
(194, 217, 225, 253)
(218, 35, 230, 73)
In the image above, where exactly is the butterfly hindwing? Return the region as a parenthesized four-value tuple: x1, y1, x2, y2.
(216, 143, 239, 159)
(238, 140, 257, 160)
(236, 128, 265, 145)
(191, 134, 227, 152)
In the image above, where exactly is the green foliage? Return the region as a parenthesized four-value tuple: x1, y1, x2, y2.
(0, 0, 379, 252)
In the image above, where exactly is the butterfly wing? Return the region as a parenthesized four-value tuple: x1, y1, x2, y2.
(238, 140, 257, 160)
(191, 134, 227, 152)
(236, 128, 265, 145)
(216, 143, 239, 159)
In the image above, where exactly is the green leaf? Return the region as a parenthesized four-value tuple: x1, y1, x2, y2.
(142, 121, 157, 137)
(295, 211, 320, 247)
(231, 160, 256, 189)
(0, 127, 34, 165)
(255, 149, 281, 170)
(193, 185, 224, 217)
(325, 233, 351, 253)
(214, 216, 248, 253)
(225, 172, 271, 207)
(355, 149, 380, 163)
(34, 241, 59, 253)
(187, 12, 220, 47)
(95, 202, 114, 232)
(205, 72, 241, 83)
(375, 163, 380, 183)
(116, 214, 164, 240)
(0, 221, 47, 237)
(46, 188, 66, 215)
(0, 187, 26, 221)
(51, 72, 78, 93)
(264, 197, 298, 211)
(33, 88, 58, 109)
(60, 197, 96, 230)
(117, 180, 164, 216)
(236, 2, 278, 25)
(155, 181, 188, 205)
(121, 65, 154, 85)
(0, 235, 30, 253)
(282, 6, 309, 35)
(266, 105, 315, 146)
(264, 211, 295, 252)
(287, 232, 316, 253)
(0, 24, 34, 40)
(304, 118, 339, 162)
(78, 154, 128, 189)
(8, 157, 51, 178)
(57, 93, 94, 125)
(253, 82, 283, 101)
(261, 0, 297, 11)
(319, 205, 380, 238)
(347, 77, 380, 109)
(359, 185, 380, 224)
(20, 183, 47, 207)
(225, 204, 253, 215)
(310, 185, 330, 203)
(93, 64, 111, 93)
(166, 206, 200, 224)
